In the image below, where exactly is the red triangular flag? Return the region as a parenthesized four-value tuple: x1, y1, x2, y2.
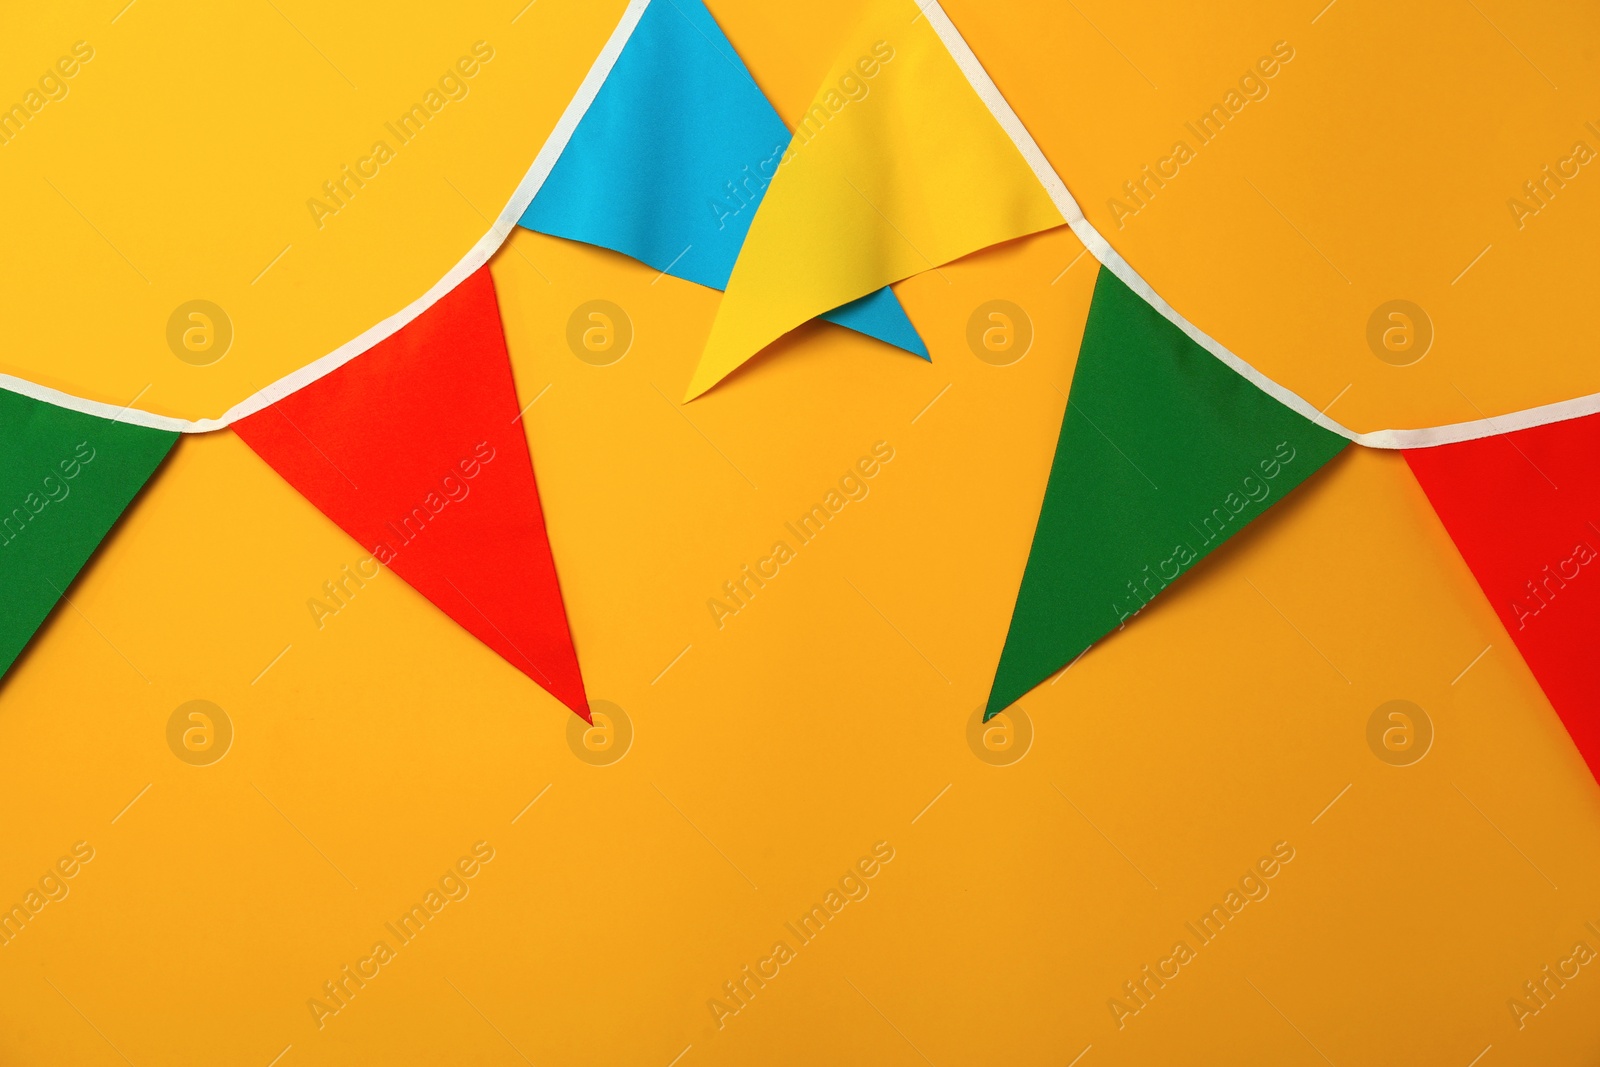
(235, 267, 591, 720)
(1405, 413, 1600, 776)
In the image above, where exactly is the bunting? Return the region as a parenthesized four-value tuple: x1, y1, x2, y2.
(683, 0, 1066, 399)
(1405, 413, 1600, 777)
(0, 391, 176, 676)
(985, 268, 1348, 719)
(233, 267, 592, 721)
(2, 0, 1598, 780)
(519, 0, 927, 360)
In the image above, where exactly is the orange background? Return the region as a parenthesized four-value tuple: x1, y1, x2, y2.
(3, 2, 1599, 1065)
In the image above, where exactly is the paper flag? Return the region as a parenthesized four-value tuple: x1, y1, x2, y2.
(233, 267, 591, 721)
(0, 390, 176, 677)
(684, 0, 1066, 399)
(985, 267, 1348, 718)
(519, 0, 926, 360)
(1405, 414, 1600, 778)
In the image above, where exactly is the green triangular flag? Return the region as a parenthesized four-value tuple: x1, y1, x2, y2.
(1, 389, 178, 677)
(986, 267, 1348, 718)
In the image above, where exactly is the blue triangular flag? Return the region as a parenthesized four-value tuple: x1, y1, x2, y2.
(519, 0, 928, 360)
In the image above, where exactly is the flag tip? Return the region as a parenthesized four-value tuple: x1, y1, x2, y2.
(682, 374, 714, 403)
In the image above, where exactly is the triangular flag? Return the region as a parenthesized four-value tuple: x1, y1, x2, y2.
(233, 267, 591, 721)
(0, 391, 176, 677)
(985, 267, 1348, 718)
(1405, 414, 1600, 778)
(684, 0, 1066, 399)
(519, 0, 926, 360)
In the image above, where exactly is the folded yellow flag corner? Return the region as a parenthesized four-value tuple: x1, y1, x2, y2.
(682, 0, 1068, 400)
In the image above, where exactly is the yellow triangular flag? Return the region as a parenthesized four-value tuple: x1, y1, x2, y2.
(684, 0, 1069, 399)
